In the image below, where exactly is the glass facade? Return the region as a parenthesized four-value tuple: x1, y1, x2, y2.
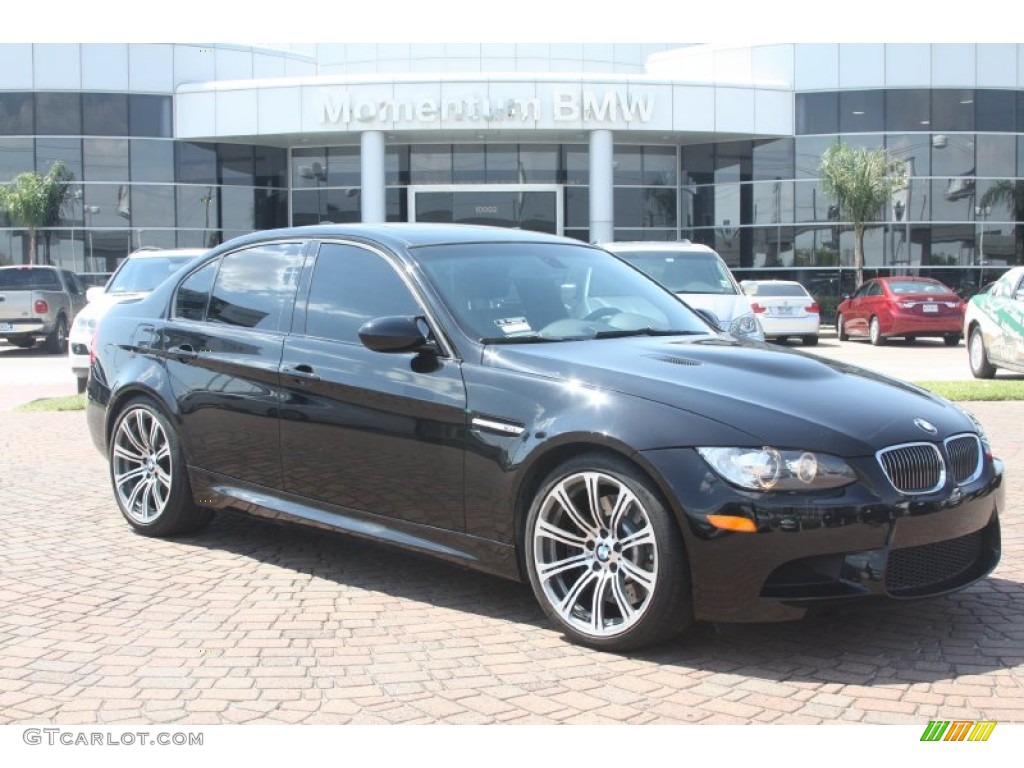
(2, 84, 1022, 311)
(0, 92, 288, 271)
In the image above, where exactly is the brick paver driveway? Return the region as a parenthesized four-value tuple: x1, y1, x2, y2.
(1, 405, 1021, 725)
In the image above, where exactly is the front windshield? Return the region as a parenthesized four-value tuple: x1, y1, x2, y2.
(610, 250, 739, 295)
(107, 256, 196, 295)
(413, 242, 712, 342)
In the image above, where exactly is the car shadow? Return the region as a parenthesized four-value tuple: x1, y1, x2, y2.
(0, 345, 58, 358)
(176, 509, 1021, 685)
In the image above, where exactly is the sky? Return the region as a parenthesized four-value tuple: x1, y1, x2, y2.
(3, 1, 1021, 45)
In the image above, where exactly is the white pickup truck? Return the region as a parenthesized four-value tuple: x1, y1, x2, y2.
(0, 266, 87, 354)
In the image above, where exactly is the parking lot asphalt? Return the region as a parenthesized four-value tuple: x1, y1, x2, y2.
(0, 399, 1022, 725)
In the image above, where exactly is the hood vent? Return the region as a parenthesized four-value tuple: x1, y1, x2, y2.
(646, 354, 703, 367)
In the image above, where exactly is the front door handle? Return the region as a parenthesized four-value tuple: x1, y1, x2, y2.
(281, 363, 320, 383)
(167, 344, 198, 361)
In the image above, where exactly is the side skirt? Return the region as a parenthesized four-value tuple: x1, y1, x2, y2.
(188, 467, 521, 582)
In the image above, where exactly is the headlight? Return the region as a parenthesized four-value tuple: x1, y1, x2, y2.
(728, 311, 764, 341)
(72, 315, 97, 333)
(962, 409, 992, 456)
(697, 447, 857, 491)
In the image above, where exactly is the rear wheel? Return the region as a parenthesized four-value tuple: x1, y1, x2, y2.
(836, 314, 848, 341)
(869, 316, 886, 346)
(968, 326, 996, 379)
(943, 333, 961, 347)
(44, 315, 67, 354)
(109, 398, 213, 537)
(802, 335, 819, 346)
(76, 375, 88, 394)
(8, 336, 34, 349)
(524, 453, 692, 651)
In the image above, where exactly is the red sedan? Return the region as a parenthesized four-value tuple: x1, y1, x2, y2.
(836, 277, 965, 346)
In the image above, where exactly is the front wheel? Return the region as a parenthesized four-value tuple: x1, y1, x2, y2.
(869, 316, 886, 346)
(524, 454, 692, 651)
(110, 398, 213, 537)
(968, 326, 996, 379)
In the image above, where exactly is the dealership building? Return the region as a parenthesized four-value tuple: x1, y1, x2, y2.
(1, 42, 1022, 293)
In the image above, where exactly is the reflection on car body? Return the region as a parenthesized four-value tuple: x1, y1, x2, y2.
(87, 224, 1003, 651)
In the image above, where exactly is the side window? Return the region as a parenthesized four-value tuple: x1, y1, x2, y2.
(867, 282, 883, 297)
(174, 259, 219, 321)
(207, 243, 304, 331)
(305, 243, 420, 344)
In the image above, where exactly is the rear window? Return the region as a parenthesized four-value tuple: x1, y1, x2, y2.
(744, 283, 809, 297)
(0, 268, 62, 290)
(888, 280, 952, 295)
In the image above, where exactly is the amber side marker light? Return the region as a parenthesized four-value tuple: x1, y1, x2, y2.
(707, 515, 757, 533)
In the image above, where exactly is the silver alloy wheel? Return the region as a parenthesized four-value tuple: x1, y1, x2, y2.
(532, 471, 658, 638)
(970, 331, 984, 369)
(869, 317, 882, 345)
(112, 407, 173, 524)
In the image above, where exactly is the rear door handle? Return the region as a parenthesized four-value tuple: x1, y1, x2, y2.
(281, 363, 320, 383)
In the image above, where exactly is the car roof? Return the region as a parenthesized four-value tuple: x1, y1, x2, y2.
(124, 248, 207, 260)
(597, 241, 718, 255)
(740, 279, 804, 286)
(211, 223, 581, 254)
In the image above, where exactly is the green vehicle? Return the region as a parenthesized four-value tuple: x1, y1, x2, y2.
(965, 266, 1024, 378)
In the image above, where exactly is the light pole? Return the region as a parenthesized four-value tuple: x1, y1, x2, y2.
(83, 205, 100, 270)
(975, 204, 991, 289)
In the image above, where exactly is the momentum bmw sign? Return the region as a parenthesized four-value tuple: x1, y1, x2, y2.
(320, 89, 655, 126)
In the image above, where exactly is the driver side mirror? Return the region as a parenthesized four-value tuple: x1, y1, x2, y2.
(358, 315, 438, 354)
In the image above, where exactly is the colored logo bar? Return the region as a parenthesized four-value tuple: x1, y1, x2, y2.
(920, 720, 997, 742)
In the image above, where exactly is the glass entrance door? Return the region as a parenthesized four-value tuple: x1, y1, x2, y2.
(409, 185, 563, 235)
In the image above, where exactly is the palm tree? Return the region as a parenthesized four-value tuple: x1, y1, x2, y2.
(818, 141, 907, 288)
(0, 161, 75, 265)
(979, 179, 1024, 261)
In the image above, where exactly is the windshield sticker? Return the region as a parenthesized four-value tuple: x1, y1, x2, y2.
(494, 317, 533, 336)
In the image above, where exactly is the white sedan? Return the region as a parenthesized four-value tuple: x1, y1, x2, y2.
(740, 280, 821, 346)
(70, 248, 205, 392)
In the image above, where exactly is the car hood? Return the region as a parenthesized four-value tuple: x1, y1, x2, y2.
(676, 293, 748, 323)
(81, 292, 147, 318)
(483, 336, 975, 456)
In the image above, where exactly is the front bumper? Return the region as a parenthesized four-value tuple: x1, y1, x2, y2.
(642, 447, 1004, 623)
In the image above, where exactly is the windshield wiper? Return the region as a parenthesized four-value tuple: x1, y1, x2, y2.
(590, 328, 706, 339)
(481, 334, 564, 344)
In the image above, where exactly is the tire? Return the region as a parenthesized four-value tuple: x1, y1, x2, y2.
(76, 375, 88, 394)
(802, 335, 819, 346)
(524, 453, 693, 651)
(968, 326, 996, 379)
(9, 336, 34, 349)
(44, 315, 67, 354)
(905, 336, 917, 344)
(836, 314, 849, 341)
(109, 398, 213, 537)
(943, 334, 961, 347)
(869, 316, 886, 346)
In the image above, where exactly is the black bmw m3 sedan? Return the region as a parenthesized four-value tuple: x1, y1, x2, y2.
(86, 224, 1003, 651)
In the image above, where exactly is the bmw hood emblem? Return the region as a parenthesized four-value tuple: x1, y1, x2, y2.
(914, 418, 938, 435)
